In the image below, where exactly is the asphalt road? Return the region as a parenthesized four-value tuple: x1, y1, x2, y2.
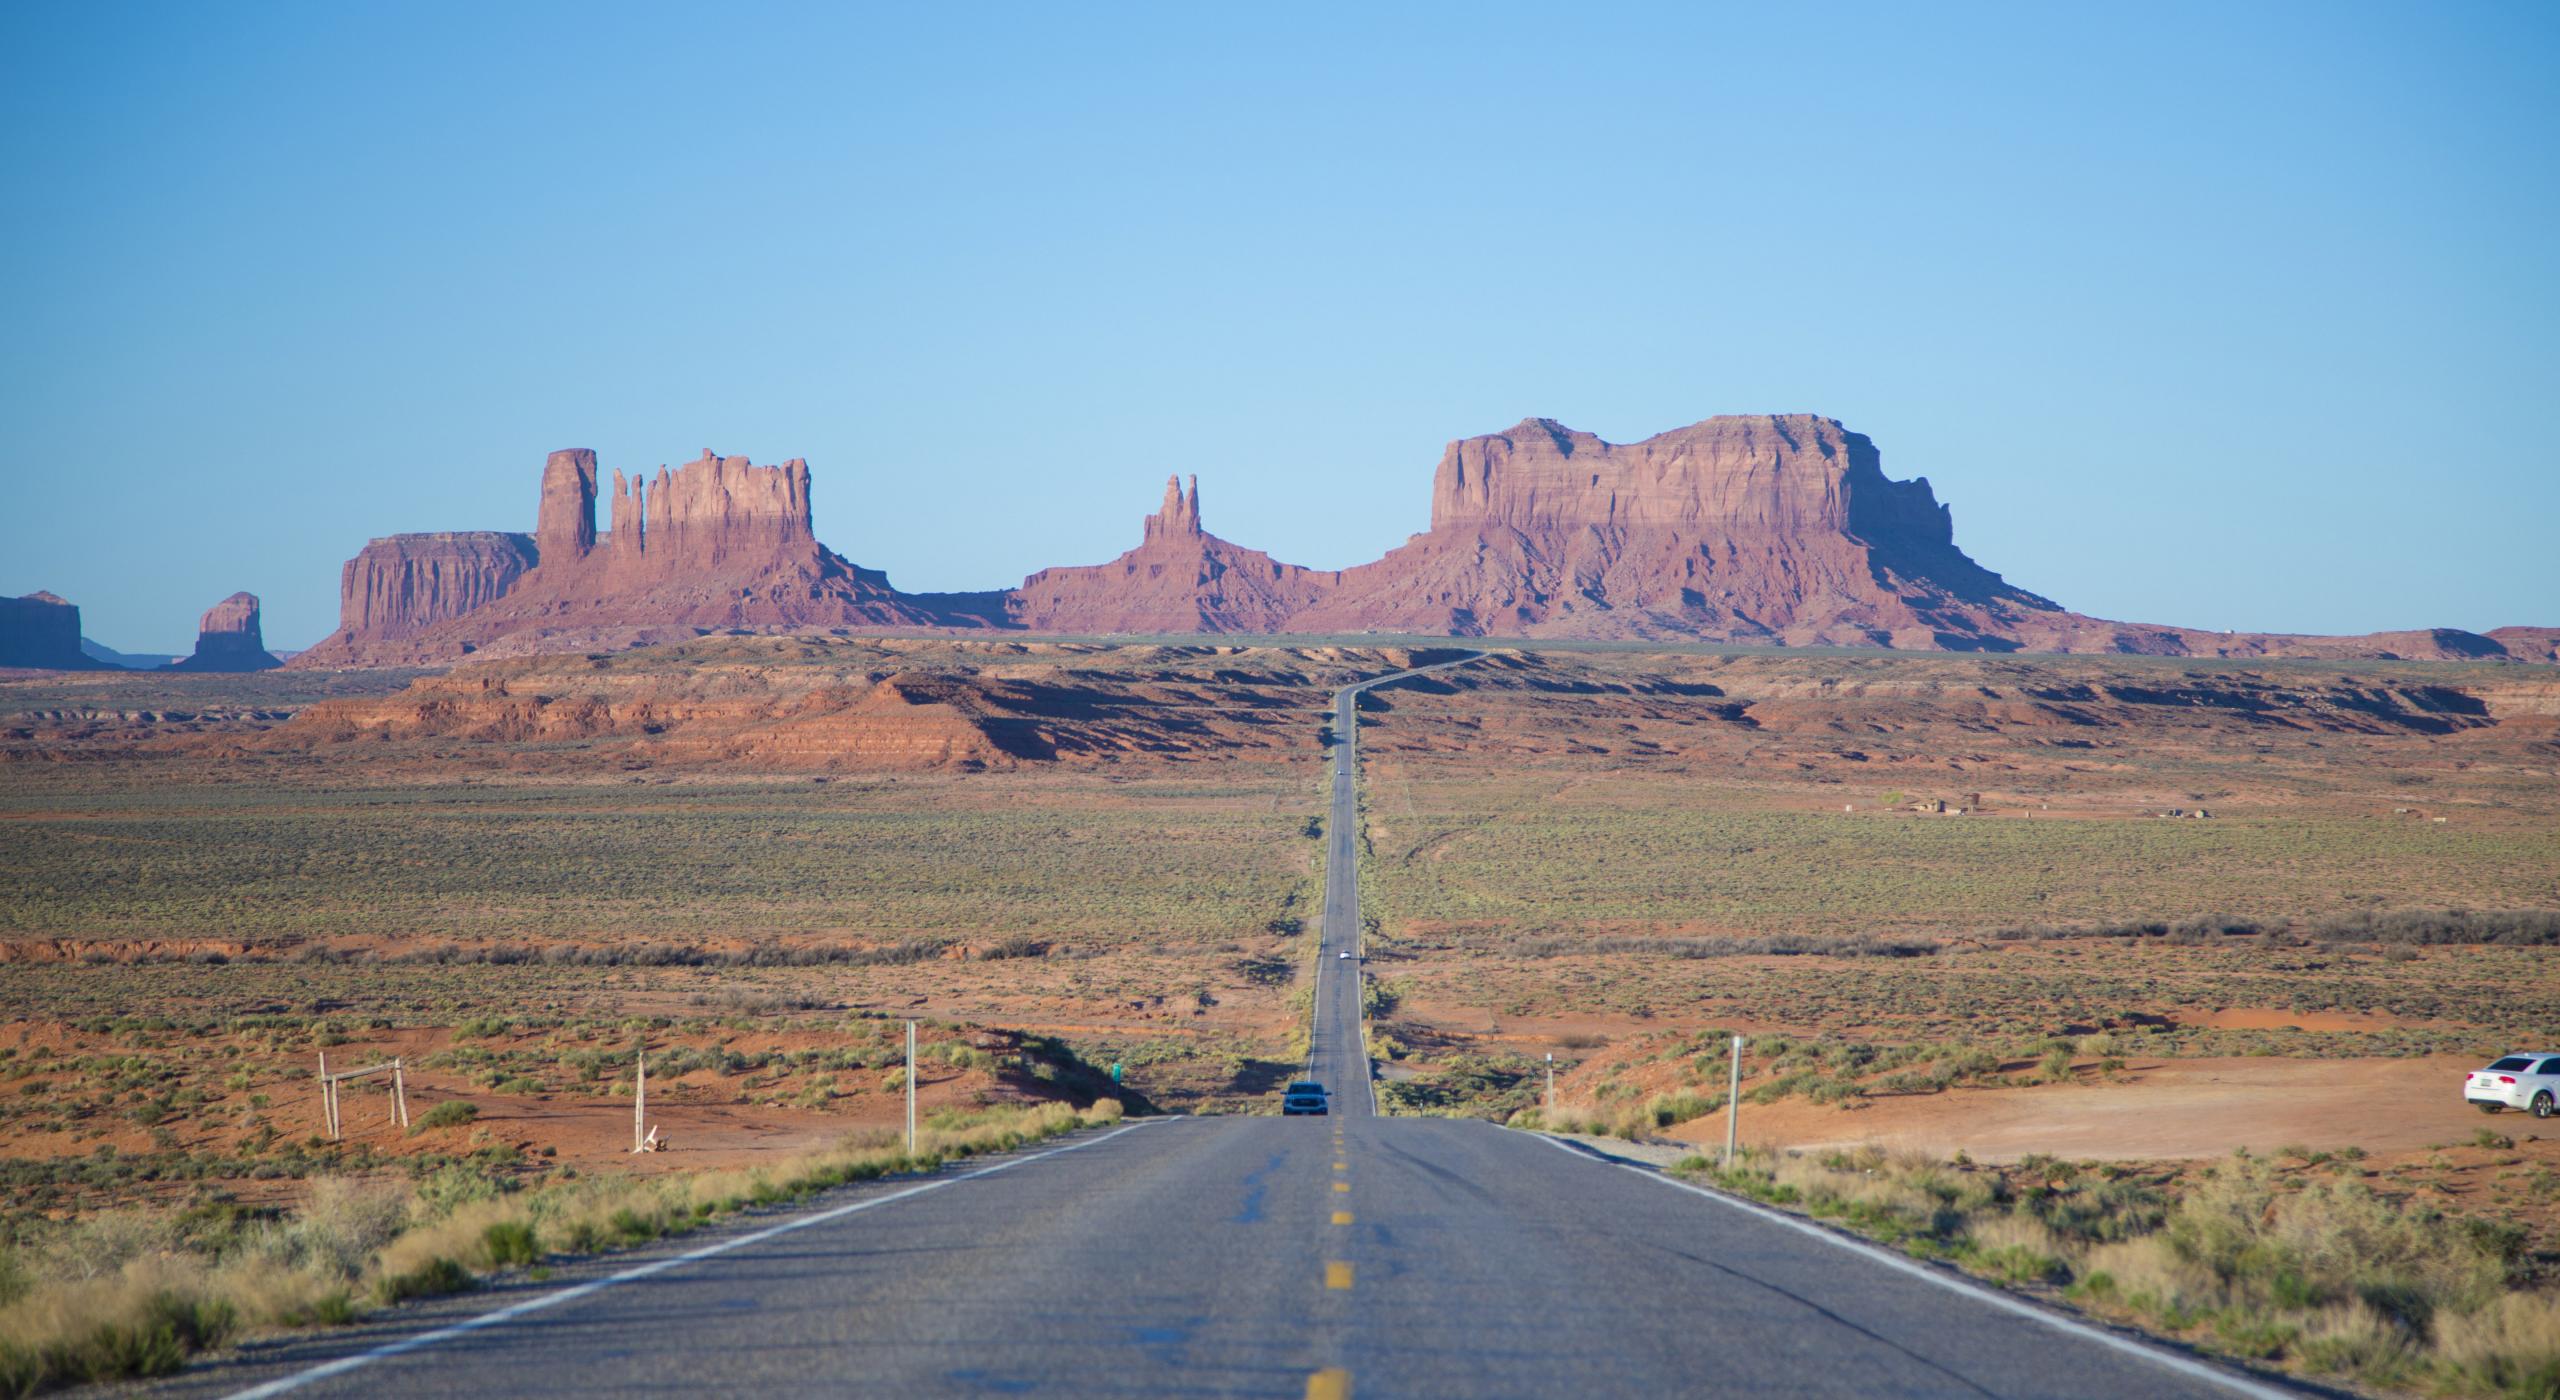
(1306, 652, 1489, 1117)
(168, 648, 2299, 1399)
(178, 1115, 2283, 1398)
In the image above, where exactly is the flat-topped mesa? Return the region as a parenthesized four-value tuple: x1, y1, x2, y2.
(166, 591, 281, 672)
(346, 532, 539, 640)
(1295, 413, 2062, 646)
(1143, 475, 1203, 543)
(291, 532, 540, 665)
(1432, 415, 1905, 536)
(0, 591, 101, 670)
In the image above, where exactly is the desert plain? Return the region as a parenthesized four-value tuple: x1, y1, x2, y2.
(3, 635, 2558, 1393)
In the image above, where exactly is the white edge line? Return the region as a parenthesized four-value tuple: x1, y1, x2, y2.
(223, 1119, 1165, 1400)
(1522, 1131, 2300, 1400)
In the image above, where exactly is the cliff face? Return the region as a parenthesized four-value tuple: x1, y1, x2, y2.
(535, 449, 598, 563)
(0, 592, 102, 670)
(1008, 476, 1340, 633)
(166, 592, 281, 672)
(392, 449, 949, 659)
(1293, 415, 2069, 647)
(279, 418, 2551, 667)
(295, 532, 540, 666)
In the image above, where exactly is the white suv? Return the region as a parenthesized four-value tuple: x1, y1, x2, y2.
(2465, 1054, 2560, 1117)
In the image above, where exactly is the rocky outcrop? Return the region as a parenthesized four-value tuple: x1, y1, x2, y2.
(1144, 474, 1202, 543)
(292, 532, 540, 666)
(1009, 476, 1340, 634)
(384, 449, 953, 661)
(263, 639, 1353, 772)
(1290, 416, 2073, 647)
(293, 449, 984, 666)
(605, 450, 816, 573)
(280, 418, 2554, 667)
(166, 592, 281, 672)
(2487, 627, 2560, 665)
(535, 449, 598, 563)
(0, 592, 103, 670)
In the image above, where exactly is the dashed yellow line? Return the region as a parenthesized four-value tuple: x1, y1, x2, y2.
(1332, 1209, 1353, 1225)
(1325, 1260, 1354, 1290)
(1334, 1160, 1348, 1171)
(1333, 1180, 1350, 1193)
(1306, 1367, 1351, 1399)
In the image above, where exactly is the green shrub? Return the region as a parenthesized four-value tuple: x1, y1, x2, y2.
(412, 1100, 479, 1133)
(481, 1220, 539, 1268)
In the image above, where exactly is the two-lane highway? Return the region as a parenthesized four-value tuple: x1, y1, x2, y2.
(181, 1114, 2277, 1397)
(171, 646, 2299, 1399)
(1306, 652, 1488, 1116)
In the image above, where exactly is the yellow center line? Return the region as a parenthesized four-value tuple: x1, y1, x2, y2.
(1331, 1210, 1353, 1225)
(1334, 1160, 1347, 1171)
(1325, 1260, 1354, 1290)
(1307, 1367, 1351, 1400)
(1333, 1180, 1350, 1193)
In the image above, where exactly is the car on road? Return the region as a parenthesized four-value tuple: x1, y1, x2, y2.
(1338, 950, 1351, 960)
(2465, 1053, 2560, 1116)
(1281, 1081, 1329, 1116)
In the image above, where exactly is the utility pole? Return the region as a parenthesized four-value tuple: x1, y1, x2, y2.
(905, 1021, 917, 1155)
(1723, 1034, 1745, 1167)
(1545, 1052, 1555, 1116)
(632, 1049, 646, 1153)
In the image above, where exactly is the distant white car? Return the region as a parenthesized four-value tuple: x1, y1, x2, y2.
(1338, 951, 1351, 960)
(2465, 1054, 2560, 1116)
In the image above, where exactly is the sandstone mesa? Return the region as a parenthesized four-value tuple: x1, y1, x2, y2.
(0, 592, 99, 671)
(19, 414, 2545, 671)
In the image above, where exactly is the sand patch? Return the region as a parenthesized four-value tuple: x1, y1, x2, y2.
(1669, 1055, 2504, 1162)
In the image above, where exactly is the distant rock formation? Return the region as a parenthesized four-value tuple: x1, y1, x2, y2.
(0, 592, 104, 670)
(292, 531, 541, 667)
(536, 448, 598, 563)
(1008, 475, 1340, 633)
(295, 449, 971, 666)
(2487, 627, 2560, 665)
(80, 638, 183, 669)
(1288, 416, 2072, 647)
(281, 418, 2552, 666)
(166, 592, 282, 672)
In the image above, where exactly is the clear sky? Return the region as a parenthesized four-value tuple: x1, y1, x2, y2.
(4, 2, 2553, 651)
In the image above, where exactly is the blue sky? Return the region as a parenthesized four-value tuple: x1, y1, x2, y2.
(4, 2, 2553, 650)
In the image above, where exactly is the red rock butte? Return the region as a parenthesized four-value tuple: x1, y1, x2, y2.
(280, 418, 2551, 667)
(165, 591, 281, 672)
(1008, 475, 1338, 634)
(0, 591, 101, 670)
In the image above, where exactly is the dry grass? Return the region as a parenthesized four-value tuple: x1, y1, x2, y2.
(1670, 1145, 2559, 1397)
(0, 1099, 1121, 1394)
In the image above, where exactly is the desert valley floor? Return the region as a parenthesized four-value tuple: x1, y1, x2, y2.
(3, 637, 2558, 1394)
